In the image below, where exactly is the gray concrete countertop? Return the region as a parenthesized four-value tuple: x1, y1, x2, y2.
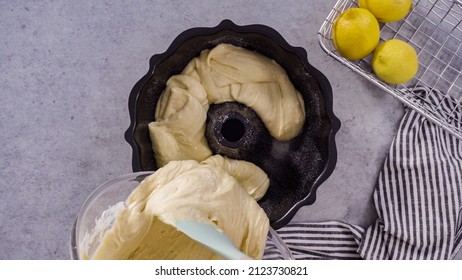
(1, 0, 459, 259)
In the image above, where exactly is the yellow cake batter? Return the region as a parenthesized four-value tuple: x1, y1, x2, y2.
(149, 43, 306, 167)
(87, 156, 269, 260)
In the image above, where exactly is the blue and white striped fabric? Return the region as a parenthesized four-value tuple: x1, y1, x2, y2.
(264, 87, 462, 260)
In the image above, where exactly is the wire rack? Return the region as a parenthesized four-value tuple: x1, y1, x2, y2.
(319, 0, 462, 140)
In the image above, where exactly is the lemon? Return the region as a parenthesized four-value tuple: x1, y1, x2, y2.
(359, 0, 412, 22)
(332, 8, 380, 60)
(372, 39, 418, 84)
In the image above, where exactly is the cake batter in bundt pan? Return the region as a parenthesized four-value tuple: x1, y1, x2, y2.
(125, 20, 341, 229)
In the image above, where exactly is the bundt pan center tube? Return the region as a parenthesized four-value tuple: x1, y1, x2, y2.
(124, 19, 341, 229)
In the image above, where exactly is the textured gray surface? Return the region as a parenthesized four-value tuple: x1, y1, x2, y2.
(0, 0, 459, 259)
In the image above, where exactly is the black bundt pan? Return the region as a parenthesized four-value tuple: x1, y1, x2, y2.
(124, 19, 341, 229)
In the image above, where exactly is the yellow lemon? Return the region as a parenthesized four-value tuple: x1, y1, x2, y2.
(372, 39, 418, 84)
(332, 8, 380, 60)
(359, 0, 412, 22)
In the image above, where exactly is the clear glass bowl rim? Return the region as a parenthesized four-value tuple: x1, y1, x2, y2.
(69, 171, 294, 260)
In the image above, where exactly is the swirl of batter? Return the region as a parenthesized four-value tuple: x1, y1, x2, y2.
(149, 43, 305, 167)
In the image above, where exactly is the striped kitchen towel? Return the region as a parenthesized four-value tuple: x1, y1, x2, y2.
(264, 87, 462, 260)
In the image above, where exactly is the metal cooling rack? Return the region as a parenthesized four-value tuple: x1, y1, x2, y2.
(318, 0, 462, 140)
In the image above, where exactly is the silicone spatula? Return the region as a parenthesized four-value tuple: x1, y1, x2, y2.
(176, 220, 251, 260)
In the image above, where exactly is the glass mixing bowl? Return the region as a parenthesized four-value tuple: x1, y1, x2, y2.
(70, 172, 294, 260)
